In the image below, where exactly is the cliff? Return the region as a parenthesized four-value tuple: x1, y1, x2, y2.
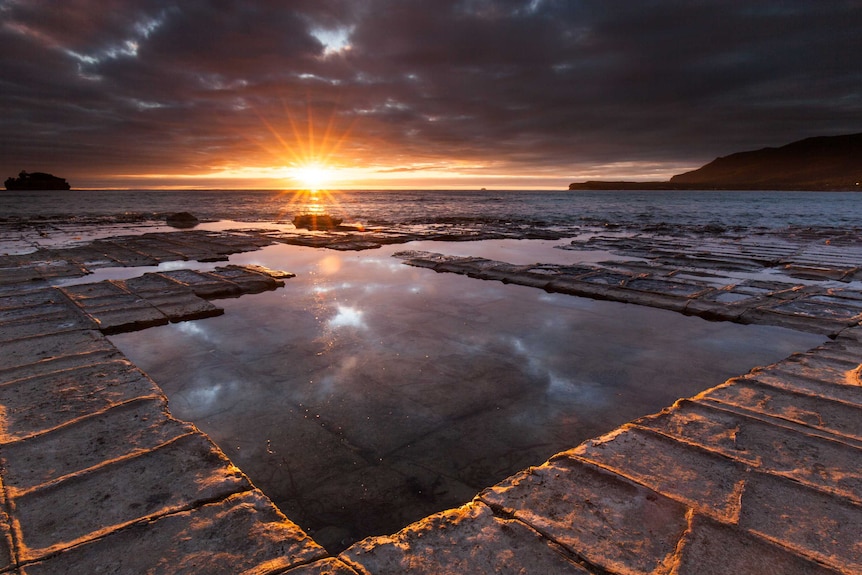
(570, 133, 862, 191)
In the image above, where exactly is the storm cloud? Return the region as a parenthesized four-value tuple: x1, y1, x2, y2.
(2, 0, 860, 188)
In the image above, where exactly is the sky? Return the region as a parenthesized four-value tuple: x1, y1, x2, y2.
(2, 0, 861, 190)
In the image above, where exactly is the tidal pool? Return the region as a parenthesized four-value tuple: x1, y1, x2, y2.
(111, 239, 825, 552)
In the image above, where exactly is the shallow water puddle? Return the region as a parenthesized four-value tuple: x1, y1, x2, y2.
(110, 240, 826, 552)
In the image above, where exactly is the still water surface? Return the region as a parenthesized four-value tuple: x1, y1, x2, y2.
(111, 238, 825, 552)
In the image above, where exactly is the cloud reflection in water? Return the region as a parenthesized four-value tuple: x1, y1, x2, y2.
(328, 305, 366, 329)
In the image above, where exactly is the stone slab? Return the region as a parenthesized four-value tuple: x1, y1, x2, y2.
(30, 260, 89, 280)
(107, 237, 185, 262)
(739, 471, 862, 573)
(673, 513, 842, 575)
(809, 336, 862, 363)
(239, 263, 296, 280)
(0, 481, 13, 572)
(0, 311, 95, 342)
(59, 282, 170, 334)
(158, 269, 244, 298)
(0, 330, 117, 371)
(569, 426, 747, 522)
(21, 490, 324, 575)
(81, 305, 170, 334)
(0, 348, 123, 384)
(122, 272, 190, 293)
(133, 291, 223, 322)
(480, 456, 688, 575)
(88, 240, 160, 266)
(283, 558, 361, 574)
(638, 399, 862, 502)
(393, 248, 862, 336)
(0, 288, 72, 319)
(0, 397, 193, 492)
(341, 501, 590, 575)
(207, 265, 285, 295)
(0, 359, 164, 440)
(702, 378, 862, 441)
(748, 364, 862, 408)
(11, 432, 251, 561)
(755, 351, 862, 393)
(0, 265, 43, 288)
(738, 307, 848, 336)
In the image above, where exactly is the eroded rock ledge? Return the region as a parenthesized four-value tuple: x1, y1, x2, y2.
(392, 248, 862, 337)
(1, 226, 860, 574)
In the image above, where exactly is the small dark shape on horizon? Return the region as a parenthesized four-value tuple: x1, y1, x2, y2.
(4, 170, 71, 190)
(165, 212, 200, 228)
(570, 132, 862, 191)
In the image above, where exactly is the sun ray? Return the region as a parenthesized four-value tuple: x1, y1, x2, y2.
(241, 95, 356, 192)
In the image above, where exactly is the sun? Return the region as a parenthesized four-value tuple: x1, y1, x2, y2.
(292, 162, 332, 190)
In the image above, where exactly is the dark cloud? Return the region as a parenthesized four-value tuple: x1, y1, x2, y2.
(1, 0, 860, 188)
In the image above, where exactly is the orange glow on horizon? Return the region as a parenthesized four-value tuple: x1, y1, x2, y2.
(250, 99, 355, 190)
(92, 103, 692, 190)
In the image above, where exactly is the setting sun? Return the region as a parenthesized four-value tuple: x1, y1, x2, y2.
(292, 162, 332, 190)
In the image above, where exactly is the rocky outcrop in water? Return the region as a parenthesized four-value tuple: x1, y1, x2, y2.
(165, 212, 199, 228)
(4, 170, 71, 190)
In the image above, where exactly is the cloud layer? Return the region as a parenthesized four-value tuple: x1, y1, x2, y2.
(2, 0, 860, 188)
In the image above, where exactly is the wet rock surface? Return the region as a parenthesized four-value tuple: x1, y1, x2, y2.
(393, 234, 862, 336)
(0, 251, 315, 572)
(0, 223, 861, 573)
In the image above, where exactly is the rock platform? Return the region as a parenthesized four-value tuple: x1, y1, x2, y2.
(1, 228, 861, 573)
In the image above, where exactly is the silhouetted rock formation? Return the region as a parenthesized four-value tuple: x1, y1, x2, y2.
(293, 214, 343, 230)
(570, 133, 862, 191)
(166, 212, 200, 228)
(4, 170, 71, 190)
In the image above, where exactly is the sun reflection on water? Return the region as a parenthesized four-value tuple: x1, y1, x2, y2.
(278, 188, 344, 220)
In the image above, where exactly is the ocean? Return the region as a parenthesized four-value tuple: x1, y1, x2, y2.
(2, 189, 861, 232)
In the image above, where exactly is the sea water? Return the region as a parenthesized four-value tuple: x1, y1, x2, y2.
(2, 188, 861, 231)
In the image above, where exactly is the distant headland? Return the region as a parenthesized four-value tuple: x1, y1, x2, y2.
(4, 171, 71, 191)
(570, 132, 862, 191)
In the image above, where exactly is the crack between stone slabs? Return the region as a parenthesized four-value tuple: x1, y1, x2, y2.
(556, 449, 748, 527)
(703, 377, 862, 443)
(476, 493, 636, 575)
(638, 414, 862, 508)
(684, 396, 862, 452)
(8, 437, 258, 563)
(0, 457, 24, 570)
(8, 486, 261, 571)
(833, 323, 862, 343)
(49, 285, 116, 331)
(663, 507, 697, 574)
(588, 424, 750, 521)
(7, 429, 201, 499)
(737, 515, 862, 574)
(778, 348, 862, 371)
(748, 361, 861, 390)
(0, 350, 127, 386)
(275, 558, 363, 575)
(701, 392, 862, 447)
(0, 393, 170, 445)
(0, 323, 106, 348)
